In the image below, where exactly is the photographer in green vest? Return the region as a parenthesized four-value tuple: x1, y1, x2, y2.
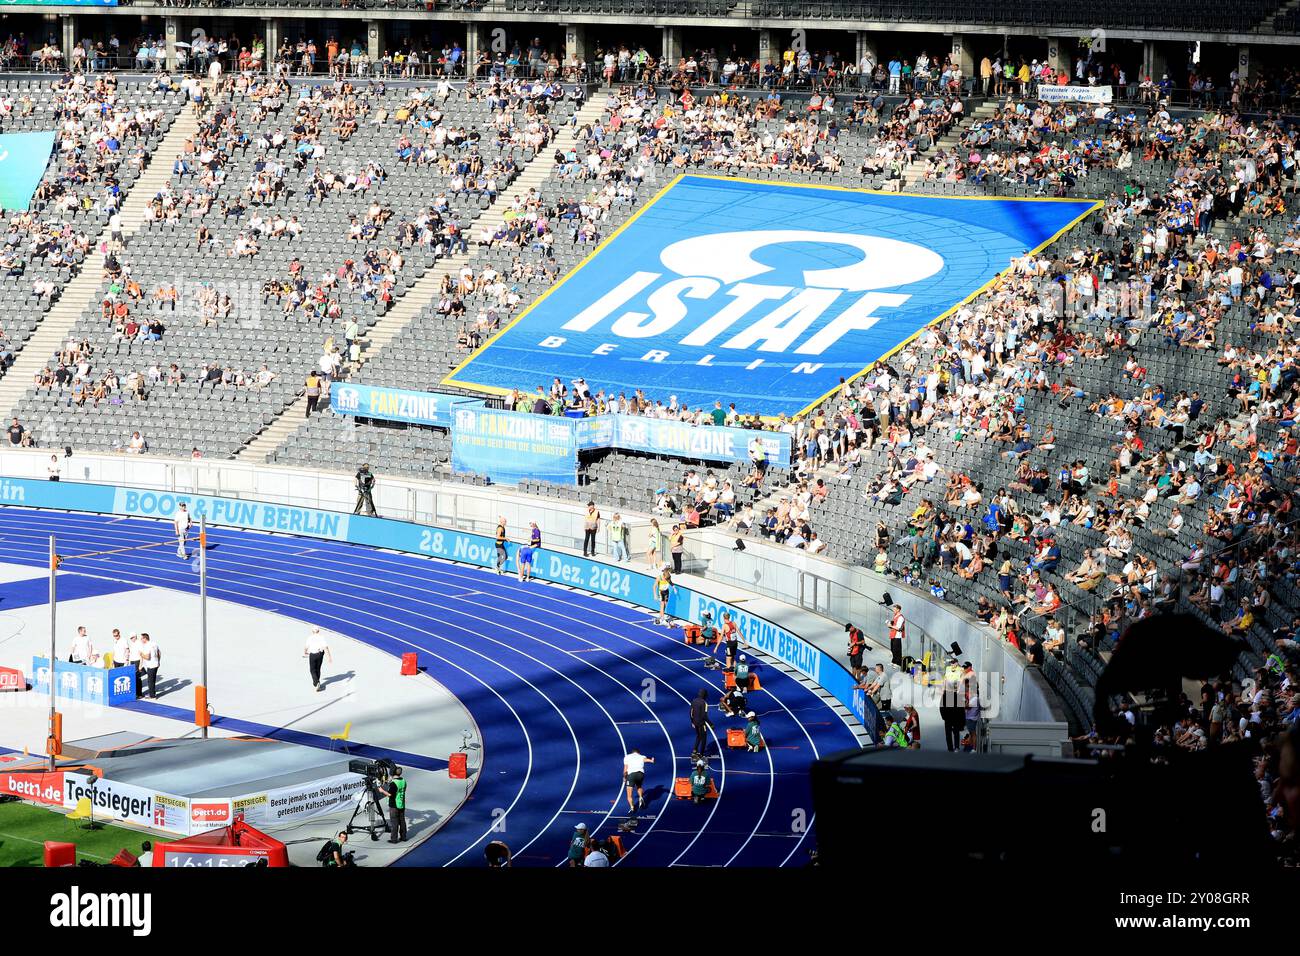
(377, 766, 408, 844)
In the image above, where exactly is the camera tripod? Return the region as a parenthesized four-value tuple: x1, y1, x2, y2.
(346, 778, 391, 841)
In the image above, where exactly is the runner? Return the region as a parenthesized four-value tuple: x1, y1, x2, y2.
(494, 515, 508, 574)
(174, 503, 192, 559)
(622, 748, 655, 815)
(517, 537, 534, 582)
(713, 610, 738, 662)
(655, 566, 674, 626)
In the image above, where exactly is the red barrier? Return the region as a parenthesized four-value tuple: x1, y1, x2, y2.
(43, 842, 76, 867)
(400, 652, 418, 676)
(448, 752, 468, 779)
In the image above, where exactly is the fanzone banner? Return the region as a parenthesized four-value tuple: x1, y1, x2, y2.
(0, 131, 57, 211)
(445, 175, 1099, 417)
(609, 415, 791, 468)
(32, 657, 136, 706)
(451, 406, 579, 485)
(1038, 85, 1113, 104)
(330, 382, 480, 429)
(0, 477, 876, 737)
(329, 382, 793, 470)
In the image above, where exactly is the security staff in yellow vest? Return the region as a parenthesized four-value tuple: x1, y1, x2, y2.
(882, 715, 909, 748)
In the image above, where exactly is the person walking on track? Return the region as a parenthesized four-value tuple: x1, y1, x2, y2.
(174, 503, 192, 559)
(304, 626, 332, 692)
(623, 748, 654, 815)
(690, 687, 711, 759)
(494, 516, 508, 574)
(655, 566, 674, 625)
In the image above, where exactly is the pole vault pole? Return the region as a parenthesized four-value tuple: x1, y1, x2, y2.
(47, 535, 60, 771)
(197, 515, 209, 739)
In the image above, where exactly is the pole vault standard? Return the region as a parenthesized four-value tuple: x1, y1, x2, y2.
(37, 520, 214, 754)
(47, 535, 60, 771)
(196, 515, 210, 739)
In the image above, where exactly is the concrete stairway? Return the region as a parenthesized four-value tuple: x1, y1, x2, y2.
(1254, 0, 1300, 32)
(898, 99, 998, 189)
(237, 95, 610, 462)
(0, 103, 201, 422)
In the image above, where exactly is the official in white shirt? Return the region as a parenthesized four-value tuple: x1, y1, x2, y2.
(69, 626, 92, 665)
(304, 627, 332, 692)
(111, 628, 128, 670)
(139, 633, 160, 699)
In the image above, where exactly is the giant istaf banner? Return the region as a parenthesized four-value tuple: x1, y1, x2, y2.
(445, 175, 1099, 418)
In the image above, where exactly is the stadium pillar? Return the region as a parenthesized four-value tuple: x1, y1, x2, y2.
(265, 19, 280, 75)
(855, 32, 877, 74)
(1044, 37, 1069, 79)
(757, 29, 775, 69)
(949, 34, 974, 87)
(1236, 44, 1251, 80)
(60, 15, 76, 63)
(467, 22, 485, 80)
(564, 24, 587, 75)
(1141, 40, 1165, 82)
(662, 25, 682, 66)
(366, 19, 383, 65)
(165, 16, 179, 72)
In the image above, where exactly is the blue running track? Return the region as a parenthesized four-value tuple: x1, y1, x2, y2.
(0, 507, 859, 867)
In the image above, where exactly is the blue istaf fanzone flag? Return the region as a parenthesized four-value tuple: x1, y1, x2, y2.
(444, 175, 1101, 418)
(0, 130, 57, 212)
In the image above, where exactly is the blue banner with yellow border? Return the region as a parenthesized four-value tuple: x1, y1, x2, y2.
(445, 175, 1099, 418)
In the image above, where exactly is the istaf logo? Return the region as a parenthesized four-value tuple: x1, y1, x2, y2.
(445, 176, 1098, 417)
(558, 229, 941, 357)
(334, 385, 361, 412)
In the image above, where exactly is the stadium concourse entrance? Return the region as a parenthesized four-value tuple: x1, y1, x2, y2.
(0, 10, 1274, 98)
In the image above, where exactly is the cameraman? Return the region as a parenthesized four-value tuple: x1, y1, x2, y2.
(354, 463, 377, 516)
(318, 831, 353, 867)
(376, 766, 407, 843)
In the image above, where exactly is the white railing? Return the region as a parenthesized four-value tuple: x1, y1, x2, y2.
(0, 448, 652, 554)
(0, 446, 1065, 727)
